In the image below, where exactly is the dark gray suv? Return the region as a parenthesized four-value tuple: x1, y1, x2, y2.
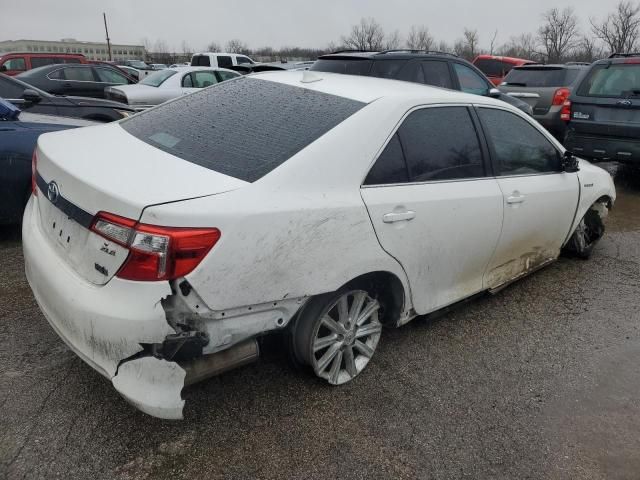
(565, 53, 640, 164)
(310, 50, 534, 115)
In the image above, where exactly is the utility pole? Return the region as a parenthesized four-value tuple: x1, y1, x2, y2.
(103, 12, 112, 61)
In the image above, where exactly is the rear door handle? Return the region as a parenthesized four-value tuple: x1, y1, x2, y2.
(506, 194, 525, 204)
(383, 211, 416, 223)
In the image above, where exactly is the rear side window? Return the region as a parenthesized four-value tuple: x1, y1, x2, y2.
(577, 63, 640, 98)
(216, 70, 239, 81)
(364, 134, 408, 185)
(121, 77, 365, 182)
(370, 60, 408, 79)
(503, 68, 570, 87)
(191, 71, 218, 88)
(191, 55, 211, 67)
(397, 61, 425, 83)
(236, 56, 253, 65)
(95, 67, 129, 84)
(478, 108, 560, 175)
(422, 61, 453, 89)
(217, 56, 233, 68)
(311, 59, 373, 76)
(399, 107, 484, 182)
(62, 67, 95, 82)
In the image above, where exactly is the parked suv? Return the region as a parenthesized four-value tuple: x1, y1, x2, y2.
(191, 52, 256, 69)
(310, 50, 534, 115)
(0, 52, 87, 76)
(499, 63, 589, 139)
(565, 53, 640, 164)
(473, 55, 535, 86)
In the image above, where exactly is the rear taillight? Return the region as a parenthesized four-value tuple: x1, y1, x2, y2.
(31, 150, 38, 196)
(552, 87, 571, 106)
(91, 212, 220, 281)
(560, 100, 572, 122)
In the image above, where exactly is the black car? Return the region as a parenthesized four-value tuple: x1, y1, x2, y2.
(0, 98, 95, 224)
(310, 50, 534, 115)
(16, 63, 136, 99)
(0, 74, 135, 122)
(565, 53, 640, 164)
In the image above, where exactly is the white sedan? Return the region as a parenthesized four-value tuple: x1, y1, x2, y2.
(24, 71, 615, 419)
(104, 66, 240, 110)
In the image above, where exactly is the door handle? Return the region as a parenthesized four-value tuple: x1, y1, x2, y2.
(383, 211, 416, 223)
(506, 194, 525, 204)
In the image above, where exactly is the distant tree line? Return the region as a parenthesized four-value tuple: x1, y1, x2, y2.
(144, 0, 640, 64)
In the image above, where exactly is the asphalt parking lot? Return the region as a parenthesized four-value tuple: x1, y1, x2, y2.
(1, 166, 640, 480)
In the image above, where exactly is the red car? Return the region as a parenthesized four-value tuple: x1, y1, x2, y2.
(473, 55, 536, 86)
(0, 53, 88, 76)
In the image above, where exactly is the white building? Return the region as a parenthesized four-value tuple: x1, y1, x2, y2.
(0, 38, 146, 62)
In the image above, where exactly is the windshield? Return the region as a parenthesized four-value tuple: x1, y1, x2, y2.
(577, 63, 640, 97)
(121, 77, 365, 182)
(310, 58, 373, 76)
(502, 68, 579, 87)
(140, 69, 177, 87)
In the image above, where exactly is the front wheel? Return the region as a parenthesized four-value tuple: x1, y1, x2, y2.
(294, 289, 382, 385)
(563, 203, 608, 259)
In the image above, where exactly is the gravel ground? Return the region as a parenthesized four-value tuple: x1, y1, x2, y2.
(1, 168, 639, 480)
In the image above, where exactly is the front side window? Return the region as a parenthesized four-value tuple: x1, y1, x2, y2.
(191, 55, 211, 67)
(396, 61, 425, 83)
(364, 134, 408, 185)
(61, 66, 95, 81)
(216, 70, 239, 81)
(217, 56, 233, 68)
(478, 108, 561, 175)
(453, 63, 489, 95)
(422, 61, 453, 89)
(236, 56, 253, 65)
(399, 106, 484, 182)
(1, 57, 26, 72)
(95, 67, 128, 84)
(370, 60, 408, 79)
(31, 57, 57, 68)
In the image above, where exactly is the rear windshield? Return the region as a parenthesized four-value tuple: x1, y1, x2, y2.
(311, 58, 373, 76)
(502, 68, 579, 87)
(191, 55, 211, 67)
(140, 69, 177, 87)
(121, 77, 365, 182)
(577, 63, 640, 98)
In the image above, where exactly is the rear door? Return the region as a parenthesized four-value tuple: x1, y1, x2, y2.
(360, 105, 503, 314)
(477, 107, 579, 288)
(51, 66, 99, 97)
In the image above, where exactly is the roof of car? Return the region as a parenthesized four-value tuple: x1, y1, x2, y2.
(514, 63, 588, 70)
(318, 50, 461, 61)
(251, 70, 506, 106)
(474, 54, 534, 64)
(594, 53, 640, 64)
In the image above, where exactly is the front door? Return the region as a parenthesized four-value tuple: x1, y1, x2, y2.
(361, 106, 503, 315)
(477, 107, 580, 288)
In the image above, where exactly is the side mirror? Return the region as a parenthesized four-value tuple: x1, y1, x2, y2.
(22, 89, 42, 103)
(488, 88, 501, 98)
(562, 151, 580, 173)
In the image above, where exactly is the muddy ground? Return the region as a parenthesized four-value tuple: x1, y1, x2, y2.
(1, 165, 639, 479)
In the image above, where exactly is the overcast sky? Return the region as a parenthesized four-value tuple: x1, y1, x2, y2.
(3, 0, 613, 51)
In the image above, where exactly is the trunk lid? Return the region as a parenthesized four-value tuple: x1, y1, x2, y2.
(34, 122, 247, 284)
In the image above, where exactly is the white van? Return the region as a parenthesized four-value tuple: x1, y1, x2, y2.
(190, 52, 256, 69)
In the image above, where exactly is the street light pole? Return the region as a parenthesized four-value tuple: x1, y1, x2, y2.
(103, 12, 112, 61)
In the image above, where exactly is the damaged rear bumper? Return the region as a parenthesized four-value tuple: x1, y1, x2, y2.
(23, 196, 189, 419)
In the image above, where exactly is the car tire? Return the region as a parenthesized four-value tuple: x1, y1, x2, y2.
(293, 287, 382, 385)
(563, 203, 607, 259)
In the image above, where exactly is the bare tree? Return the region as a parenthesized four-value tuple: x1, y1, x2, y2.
(406, 25, 434, 50)
(384, 30, 402, 50)
(499, 33, 540, 60)
(538, 7, 580, 63)
(463, 28, 480, 59)
(206, 41, 221, 52)
(226, 39, 249, 54)
(571, 35, 605, 62)
(489, 30, 498, 55)
(591, 1, 640, 54)
(341, 17, 385, 51)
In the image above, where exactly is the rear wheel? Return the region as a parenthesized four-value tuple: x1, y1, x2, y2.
(294, 289, 382, 385)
